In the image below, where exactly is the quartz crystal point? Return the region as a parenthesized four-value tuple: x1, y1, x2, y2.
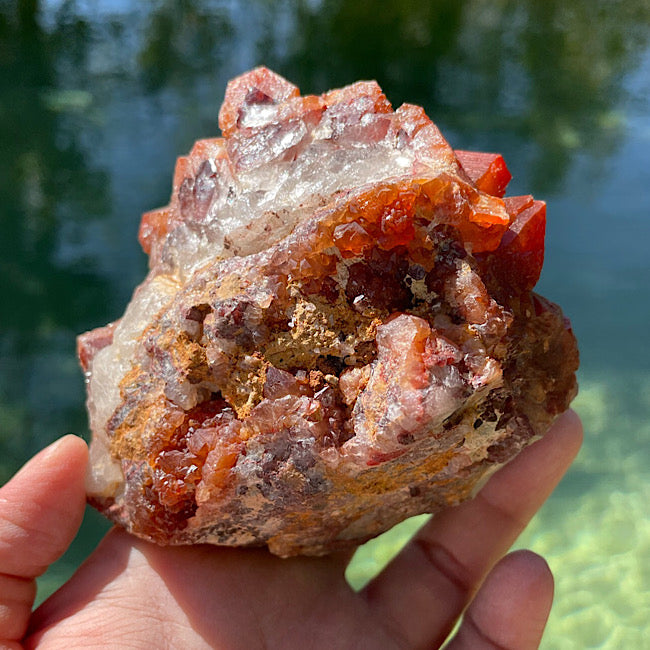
(78, 68, 578, 556)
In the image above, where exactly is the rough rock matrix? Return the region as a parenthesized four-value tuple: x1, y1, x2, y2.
(79, 68, 578, 556)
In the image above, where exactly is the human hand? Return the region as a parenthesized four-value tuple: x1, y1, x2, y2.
(2, 410, 582, 649)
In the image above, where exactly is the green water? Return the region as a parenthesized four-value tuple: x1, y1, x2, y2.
(1, 1, 649, 646)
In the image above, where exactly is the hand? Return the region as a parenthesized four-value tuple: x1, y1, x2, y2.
(2, 410, 582, 649)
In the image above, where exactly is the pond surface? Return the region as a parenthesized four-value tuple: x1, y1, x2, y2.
(1, 1, 649, 646)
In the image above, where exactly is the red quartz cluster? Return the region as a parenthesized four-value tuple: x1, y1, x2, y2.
(79, 68, 578, 556)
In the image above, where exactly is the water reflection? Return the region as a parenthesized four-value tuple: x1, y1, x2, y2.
(0, 0, 111, 476)
(1, 0, 649, 641)
(138, 0, 233, 92)
(266, 0, 650, 192)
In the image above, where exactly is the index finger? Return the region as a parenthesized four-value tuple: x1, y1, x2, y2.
(363, 409, 583, 649)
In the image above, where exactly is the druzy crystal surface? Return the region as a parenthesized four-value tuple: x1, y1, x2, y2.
(79, 68, 578, 556)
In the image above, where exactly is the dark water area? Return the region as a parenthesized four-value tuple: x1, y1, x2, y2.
(1, 0, 649, 644)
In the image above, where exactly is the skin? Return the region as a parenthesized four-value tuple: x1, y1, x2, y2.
(0, 409, 582, 649)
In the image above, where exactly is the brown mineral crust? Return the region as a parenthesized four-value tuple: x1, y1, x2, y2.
(81, 68, 579, 556)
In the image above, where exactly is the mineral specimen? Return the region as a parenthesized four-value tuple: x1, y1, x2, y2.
(79, 68, 578, 557)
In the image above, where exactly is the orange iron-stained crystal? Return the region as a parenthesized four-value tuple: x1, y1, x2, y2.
(79, 68, 578, 558)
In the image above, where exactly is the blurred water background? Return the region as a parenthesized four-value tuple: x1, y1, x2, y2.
(1, 1, 649, 646)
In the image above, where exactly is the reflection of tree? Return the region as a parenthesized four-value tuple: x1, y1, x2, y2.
(519, 0, 650, 190)
(259, 0, 463, 107)
(0, 2, 111, 337)
(0, 1, 111, 473)
(133, 0, 649, 192)
(258, 0, 649, 193)
(138, 0, 233, 92)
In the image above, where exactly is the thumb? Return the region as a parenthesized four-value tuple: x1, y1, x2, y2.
(0, 434, 88, 643)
